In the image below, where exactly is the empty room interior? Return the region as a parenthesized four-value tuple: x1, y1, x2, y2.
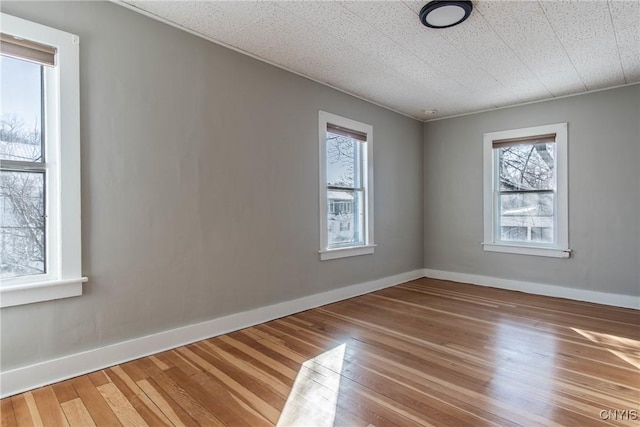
(0, 0, 639, 426)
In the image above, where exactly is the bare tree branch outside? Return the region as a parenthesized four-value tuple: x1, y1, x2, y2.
(498, 142, 555, 242)
(1, 52, 48, 278)
(326, 132, 363, 246)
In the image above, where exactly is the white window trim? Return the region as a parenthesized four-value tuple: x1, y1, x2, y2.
(319, 111, 375, 261)
(482, 122, 570, 259)
(1, 13, 86, 307)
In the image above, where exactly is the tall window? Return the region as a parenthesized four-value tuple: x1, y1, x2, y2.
(483, 123, 570, 258)
(319, 111, 374, 260)
(1, 43, 48, 279)
(1, 14, 85, 307)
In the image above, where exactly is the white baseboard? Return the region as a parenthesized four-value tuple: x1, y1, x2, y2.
(0, 269, 424, 398)
(423, 268, 640, 310)
(4, 267, 635, 397)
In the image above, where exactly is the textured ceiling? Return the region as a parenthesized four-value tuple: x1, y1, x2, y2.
(120, 1, 640, 120)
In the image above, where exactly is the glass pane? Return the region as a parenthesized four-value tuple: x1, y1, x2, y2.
(326, 132, 361, 188)
(531, 226, 553, 243)
(500, 226, 527, 241)
(327, 189, 364, 247)
(0, 171, 46, 278)
(498, 143, 554, 191)
(0, 55, 44, 162)
(499, 192, 554, 243)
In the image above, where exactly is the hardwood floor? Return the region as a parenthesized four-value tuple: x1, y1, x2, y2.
(2, 278, 639, 426)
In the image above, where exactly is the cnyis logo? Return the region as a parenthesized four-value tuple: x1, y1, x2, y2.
(599, 409, 638, 421)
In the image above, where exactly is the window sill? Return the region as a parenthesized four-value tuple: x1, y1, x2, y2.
(482, 243, 571, 258)
(320, 244, 376, 260)
(0, 277, 88, 308)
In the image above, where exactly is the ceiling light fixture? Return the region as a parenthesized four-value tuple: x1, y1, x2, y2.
(419, 1, 473, 29)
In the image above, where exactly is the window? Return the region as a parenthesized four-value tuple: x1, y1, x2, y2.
(319, 111, 374, 260)
(483, 123, 570, 258)
(1, 14, 85, 307)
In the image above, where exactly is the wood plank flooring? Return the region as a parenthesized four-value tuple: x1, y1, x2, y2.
(1, 278, 639, 426)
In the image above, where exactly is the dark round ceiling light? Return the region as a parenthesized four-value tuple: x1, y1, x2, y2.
(419, 1, 473, 29)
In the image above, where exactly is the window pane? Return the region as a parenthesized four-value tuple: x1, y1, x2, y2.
(0, 55, 44, 162)
(499, 192, 554, 243)
(498, 143, 554, 191)
(531, 226, 553, 243)
(327, 189, 364, 247)
(501, 226, 527, 241)
(326, 132, 361, 188)
(0, 170, 46, 278)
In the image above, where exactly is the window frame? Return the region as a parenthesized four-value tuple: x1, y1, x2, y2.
(319, 111, 375, 260)
(1, 13, 86, 307)
(482, 122, 570, 258)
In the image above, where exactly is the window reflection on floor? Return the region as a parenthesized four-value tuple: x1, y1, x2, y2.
(277, 343, 346, 426)
(572, 328, 640, 370)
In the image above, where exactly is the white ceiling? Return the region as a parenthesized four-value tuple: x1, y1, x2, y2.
(121, 1, 640, 121)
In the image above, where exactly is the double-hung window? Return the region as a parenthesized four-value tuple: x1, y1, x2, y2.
(0, 14, 85, 307)
(483, 122, 570, 258)
(319, 111, 374, 260)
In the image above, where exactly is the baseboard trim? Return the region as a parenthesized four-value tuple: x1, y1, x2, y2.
(423, 268, 639, 310)
(0, 269, 424, 398)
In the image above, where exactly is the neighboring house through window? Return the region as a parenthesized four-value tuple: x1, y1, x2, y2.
(319, 111, 374, 260)
(483, 122, 570, 258)
(0, 13, 86, 307)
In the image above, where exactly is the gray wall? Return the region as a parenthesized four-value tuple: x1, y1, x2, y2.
(423, 85, 640, 297)
(0, 1, 424, 370)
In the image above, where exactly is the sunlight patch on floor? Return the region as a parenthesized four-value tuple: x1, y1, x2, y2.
(572, 328, 640, 370)
(277, 343, 346, 427)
